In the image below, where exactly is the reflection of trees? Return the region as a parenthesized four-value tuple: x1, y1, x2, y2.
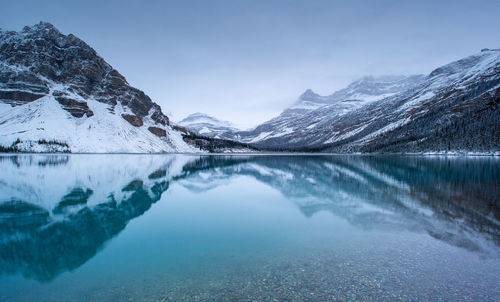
(0, 155, 498, 282)
(0, 155, 70, 167)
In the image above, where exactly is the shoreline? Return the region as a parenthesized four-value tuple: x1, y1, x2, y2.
(0, 152, 498, 157)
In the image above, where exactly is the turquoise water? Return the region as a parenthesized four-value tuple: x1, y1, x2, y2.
(0, 154, 498, 301)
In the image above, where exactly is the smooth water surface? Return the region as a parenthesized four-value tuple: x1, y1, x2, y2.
(0, 154, 499, 301)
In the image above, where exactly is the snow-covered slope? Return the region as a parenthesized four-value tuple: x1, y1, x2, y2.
(0, 93, 193, 153)
(229, 50, 500, 153)
(178, 112, 238, 138)
(292, 75, 425, 109)
(231, 75, 425, 145)
(0, 22, 199, 153)
(318, 49, 500, 153)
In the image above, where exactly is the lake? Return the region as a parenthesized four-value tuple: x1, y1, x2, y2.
(0, 154, 498, 301)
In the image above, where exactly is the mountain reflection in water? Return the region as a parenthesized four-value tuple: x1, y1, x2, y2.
(0, 154, 498, 282)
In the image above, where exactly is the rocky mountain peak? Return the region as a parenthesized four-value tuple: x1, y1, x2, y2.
(291, 89, 323, 107)
(299, 89, 320, 100)
(25, 21, 57, 31)
(0, 22, 168, 126)
(22, 21, 60, 37)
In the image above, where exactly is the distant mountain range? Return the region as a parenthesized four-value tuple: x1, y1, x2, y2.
(178, 112, 238, 138)
(209, 51, 499, 154)
(228, 75, 426, 144)
(0, 22, 498, 154)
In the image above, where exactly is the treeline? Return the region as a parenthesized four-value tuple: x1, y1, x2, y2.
(360, 96, 499, 153)
(182, 133, 259, 153)
(0, 138, 71, 153)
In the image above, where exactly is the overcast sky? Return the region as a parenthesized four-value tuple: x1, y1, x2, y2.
(1, 0, 499, 128)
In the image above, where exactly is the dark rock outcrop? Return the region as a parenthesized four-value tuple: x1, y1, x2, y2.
(55, 97, 94, 118)
(172, 124, 188, 134)
(148, 126, 166, 137)
(0, 91, 46, 105)
(121, 114, 143, 127)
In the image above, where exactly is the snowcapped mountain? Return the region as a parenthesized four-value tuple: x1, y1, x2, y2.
(229, 50, 499, 153)
(291, 75, 425, 110)
(231, 75, 425, 144)
(0, 22, 199, 153)
(318, 49, 500, 153)
(178, 112, 238, 138)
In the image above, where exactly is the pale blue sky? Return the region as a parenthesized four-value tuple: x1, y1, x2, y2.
(1, 0, 499, 127)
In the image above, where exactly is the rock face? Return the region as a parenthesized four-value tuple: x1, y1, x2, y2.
(0, 90, 47, 105)
(0, 22, 165, 122)
(219, 51, 499, 153)
(0, 22, 197, 153)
